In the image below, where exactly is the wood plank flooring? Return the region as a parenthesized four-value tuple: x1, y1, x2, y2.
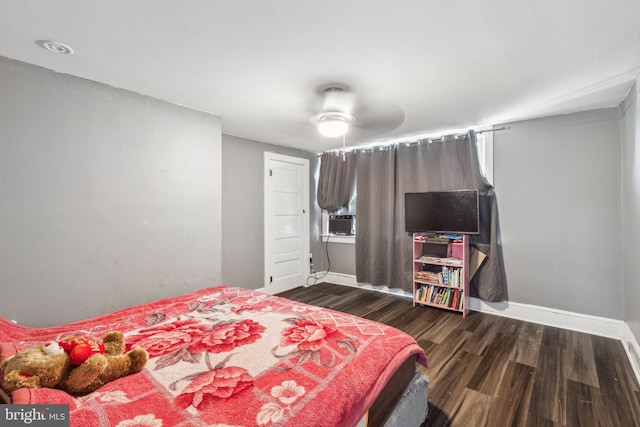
(278, 283, 640, 427)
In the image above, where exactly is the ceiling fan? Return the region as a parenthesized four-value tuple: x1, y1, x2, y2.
(310, 86, 356, 137)
(264, 83, 405, 148)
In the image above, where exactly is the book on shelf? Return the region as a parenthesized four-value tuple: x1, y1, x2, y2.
(417, 255, 462, 265)
(418, 255, 443, 263)
(440, 234, 463, 242)
(415, 279, 464, 309)
(413, 233, 463, 243)
(416, 267, 462, 288)
(416, 286, 459, 309)
(415, 271, 441, 285)
(441, 266, 461, 287)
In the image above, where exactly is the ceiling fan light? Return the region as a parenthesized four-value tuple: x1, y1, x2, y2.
(317, 115, 349, 137)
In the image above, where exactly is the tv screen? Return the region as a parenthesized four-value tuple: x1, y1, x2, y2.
(404, 190, 479, 234)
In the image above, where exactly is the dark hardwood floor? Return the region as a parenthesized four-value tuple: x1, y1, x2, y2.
(278, 283, 640, 427)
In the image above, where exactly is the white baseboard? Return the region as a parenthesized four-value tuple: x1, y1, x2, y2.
(621, 324, 640, 385)
(318, 272, 413, 299)
(316, 271, 357, 287)
(468, 298, 625, 339)
(316, 271, 640, 385)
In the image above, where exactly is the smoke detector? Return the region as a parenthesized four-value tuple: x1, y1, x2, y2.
(36, 40, 74, 55)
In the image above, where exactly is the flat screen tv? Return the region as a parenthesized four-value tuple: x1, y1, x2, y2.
(404, 189, 479, 234)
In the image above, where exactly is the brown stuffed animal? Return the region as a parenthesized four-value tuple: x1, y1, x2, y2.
(0, 331, 148, 396)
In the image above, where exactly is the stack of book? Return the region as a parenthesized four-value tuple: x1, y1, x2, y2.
(415, 266, 462, 287)
(415, 285, 463, 310)
(417, 255, 463, 266)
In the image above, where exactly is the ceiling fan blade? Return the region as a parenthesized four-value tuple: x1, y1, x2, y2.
(350, 98, 405, 136)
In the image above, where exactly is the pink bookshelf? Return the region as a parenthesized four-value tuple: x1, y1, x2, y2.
(412, 232, 470, 317)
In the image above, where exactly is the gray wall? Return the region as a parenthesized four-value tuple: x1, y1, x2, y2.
(321, 242, 356, 275)
(0, 58, 222, 327)
(221, 134, 320, 288)
(622, 83, 640, 338)
(322, 108, 625, 320)
(494, 109, 622, 319)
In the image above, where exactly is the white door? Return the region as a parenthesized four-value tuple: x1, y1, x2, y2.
(264, 153, 310, 294)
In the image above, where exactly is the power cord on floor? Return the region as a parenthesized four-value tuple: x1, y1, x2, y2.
(305, 234, 331, 287)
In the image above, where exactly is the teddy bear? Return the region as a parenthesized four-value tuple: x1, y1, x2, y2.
(0, 331, 148, 396)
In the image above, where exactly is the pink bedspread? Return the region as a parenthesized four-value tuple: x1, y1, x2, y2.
(1, 286, 426, 426)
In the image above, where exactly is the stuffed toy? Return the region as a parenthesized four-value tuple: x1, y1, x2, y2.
(0, 331, 148, 396)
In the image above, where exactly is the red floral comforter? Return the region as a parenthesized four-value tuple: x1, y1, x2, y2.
(0, 286, 427, 426)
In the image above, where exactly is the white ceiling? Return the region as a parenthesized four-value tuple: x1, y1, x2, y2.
(1, 1, 639, 152)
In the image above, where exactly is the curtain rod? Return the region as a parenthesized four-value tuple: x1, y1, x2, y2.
(319, 126, 508, 155)
(475, 126, 507, 134)
(413, 126, 508, 143)
(419, 126, 509, 141)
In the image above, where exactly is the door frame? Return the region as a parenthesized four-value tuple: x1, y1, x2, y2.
(263, 152, 310, 293)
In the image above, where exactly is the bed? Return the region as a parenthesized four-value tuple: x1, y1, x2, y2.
(0, 286, 428, 426)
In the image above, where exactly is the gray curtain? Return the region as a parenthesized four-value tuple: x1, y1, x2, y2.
(317, 151, 357, 212)
(355, 132, 505, 301)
